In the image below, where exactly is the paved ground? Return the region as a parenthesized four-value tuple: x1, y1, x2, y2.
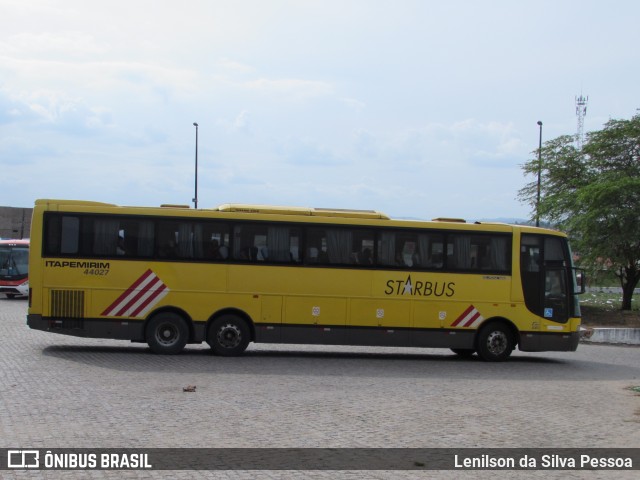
(1, 298, 639, 479)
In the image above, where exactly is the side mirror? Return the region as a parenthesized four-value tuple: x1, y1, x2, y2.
(573, 268, 586, 294)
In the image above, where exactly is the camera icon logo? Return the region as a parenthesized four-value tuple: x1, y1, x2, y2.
(7, 450, 40, 469)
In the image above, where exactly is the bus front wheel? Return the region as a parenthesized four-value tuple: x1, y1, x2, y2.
(476, 322, 514, 362)
(208, 315, 250, 356)
(146, 312, 189, 355)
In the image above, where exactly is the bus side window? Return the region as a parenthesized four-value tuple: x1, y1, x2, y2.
(60, 216, 80, 254)
(448, 234, 510, 273)
(136, 221, 155, 257)
(266, 226, 300, 263)
(113, 220, 153, 258)
(352, 230, 374, 266)
(156, 221, 179, 258)
(376, 231, 397, 267)
(230, 226, 256, 261)
(44, 215, 62, 255)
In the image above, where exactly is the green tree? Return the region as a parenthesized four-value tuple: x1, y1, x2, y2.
(519, 112, 640, 310)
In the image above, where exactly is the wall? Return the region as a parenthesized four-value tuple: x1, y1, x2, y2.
(0, 206, 32, 239)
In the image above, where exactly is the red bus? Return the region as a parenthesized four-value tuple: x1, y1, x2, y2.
(0, 239, 29, 298)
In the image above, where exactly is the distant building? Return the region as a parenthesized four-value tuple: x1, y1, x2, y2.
(0, 206, 32, 239)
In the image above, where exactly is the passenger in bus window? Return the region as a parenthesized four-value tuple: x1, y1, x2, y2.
(318, 250, 329, 264)
(238, 246, 259, 261)
(117, 236, 126, 256)
(209, 240, 222, 260)
(159, 239, 177, 258)
(307, 247, 318, 263)
(359, 248, 373, 265)
(546, 270, 564, 296)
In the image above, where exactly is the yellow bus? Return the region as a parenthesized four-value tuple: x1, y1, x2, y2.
(27, 199, 585, 361)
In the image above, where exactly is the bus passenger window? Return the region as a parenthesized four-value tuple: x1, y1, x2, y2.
(158, 239, 178, 258)
(208, 240, 223, 259)
(200, 224, 230, 261)
(447, 234, 510, 273)
(44, 215, 62, 255)
(92, 218, 120, 256)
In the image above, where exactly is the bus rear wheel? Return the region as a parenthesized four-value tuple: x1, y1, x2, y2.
(476, 322, 514, 362)
(208, 315, 250, 356)
(146, 312, 189, 355)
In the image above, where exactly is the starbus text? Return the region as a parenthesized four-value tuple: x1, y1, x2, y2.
(385, 276, 455, 297)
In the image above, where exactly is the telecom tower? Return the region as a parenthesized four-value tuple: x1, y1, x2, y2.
(575, 94, 588, 150)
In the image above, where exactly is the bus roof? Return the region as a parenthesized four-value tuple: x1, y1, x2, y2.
(33, 199, 565, 236)
(215, 204, 390, 219)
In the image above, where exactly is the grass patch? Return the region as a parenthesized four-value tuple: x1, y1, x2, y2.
(580, 292, 639, 311)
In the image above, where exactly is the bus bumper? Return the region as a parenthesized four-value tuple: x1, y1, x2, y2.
(27, 314, 146, 341)
(1, 280, 29, 297)
(518, 331, 580, 352)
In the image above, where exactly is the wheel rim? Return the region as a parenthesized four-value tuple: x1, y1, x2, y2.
(155, 322, 179, 347)
(217, 323, 242, 349)
(485, 330, 509, 356)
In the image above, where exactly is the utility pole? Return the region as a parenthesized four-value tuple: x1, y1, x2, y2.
(536, 121, 543, 227)
(193, 122, 199, 209)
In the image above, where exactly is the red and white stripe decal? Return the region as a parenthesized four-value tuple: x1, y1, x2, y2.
(451, 305, 484, 328)
(101, 269, 169, 318)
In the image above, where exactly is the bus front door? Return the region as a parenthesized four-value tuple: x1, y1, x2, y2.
(520, 235, 569, 324)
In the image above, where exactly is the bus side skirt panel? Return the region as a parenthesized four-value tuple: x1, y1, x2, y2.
(256, 323, 476, 349)
(27, 314, 145, 342)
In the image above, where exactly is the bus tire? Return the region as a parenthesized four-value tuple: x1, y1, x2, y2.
(451, 348, 475, 358)
(145, 312, 189, 355)
(208, 314, 250, 356)
(476, 322, 514, 362)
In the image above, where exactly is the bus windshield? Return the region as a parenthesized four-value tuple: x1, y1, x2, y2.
(0, 244, 29, 279)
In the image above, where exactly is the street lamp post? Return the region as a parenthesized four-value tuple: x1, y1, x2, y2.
(536, 121, 543, 227)
(193, 122, 199, 209)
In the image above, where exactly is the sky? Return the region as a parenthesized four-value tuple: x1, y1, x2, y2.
(1, 0, 639, 221)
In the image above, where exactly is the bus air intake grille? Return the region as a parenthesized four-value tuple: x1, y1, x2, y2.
(50, 289, 85, 320)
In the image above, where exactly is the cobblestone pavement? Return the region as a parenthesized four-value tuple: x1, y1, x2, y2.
(1, 298, 639, 479)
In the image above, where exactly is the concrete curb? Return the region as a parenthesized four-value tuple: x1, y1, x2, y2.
(580, 327, 640, 345)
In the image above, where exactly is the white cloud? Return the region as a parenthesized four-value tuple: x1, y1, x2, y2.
(243, 78, 334, 99)
(0, 0, 638, 222)
(215, 57, 255, 74)
(340, 97, 366, 111)
(217, 110, 252, 134)
(1, 31, 109, 58)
